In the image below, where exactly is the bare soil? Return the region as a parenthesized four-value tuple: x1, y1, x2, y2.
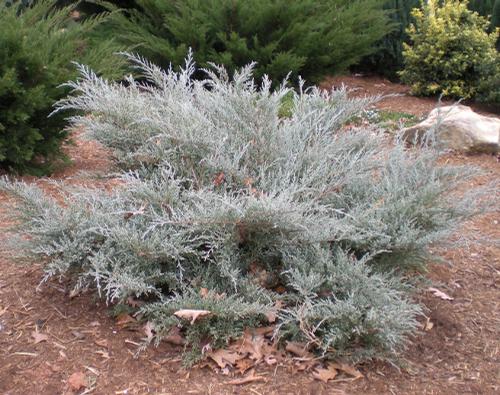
(0, 76, 499, 394)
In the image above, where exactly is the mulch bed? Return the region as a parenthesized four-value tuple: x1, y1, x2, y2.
(1, 76, 498, 394)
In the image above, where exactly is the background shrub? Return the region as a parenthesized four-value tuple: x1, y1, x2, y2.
(100, 0, 393, 83)
(0, 0, 124, 174)
(1, 55, 489, 363)
(360, 0, 499, 79)
(493, 0, 500, 48)
(357, 0, 420, 79)
(468, 0, 496, 17)
(399, 0, 499, 101)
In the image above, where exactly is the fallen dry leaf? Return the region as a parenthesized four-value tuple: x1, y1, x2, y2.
(313, 364, 338, 383)
(233, 330, 266, 362)
(235, 358, 254, 374)
(329, 362, 363, 381)
(208, 349, 241, 369)
(213, 172, 226, 187)
(424, 317, 434, 331)
(174, 309, 211, 325)
(115, 313, 136, 328)
(285, 341, 312, 358)
(200, 288, 209, 298)
(264, 310, 277, 323)
(294, 359, 317, 372)
(428, 287, 454, 301)
(226, 369, 266, 385)
(31, 331, 49, 344)
(266, 300, 285, 322)
(251, 326, 275, 337)
(68, 371, 87, 391)
(123, 205, 146, 220)
(164, 326, 185, 345)
(144, 321, 155, 341)
(264, 354, 278, 366)
(274, 285, 286, 294)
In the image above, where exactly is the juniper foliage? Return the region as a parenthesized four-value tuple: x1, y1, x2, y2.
(0, 54, 488, 363)
(0, 0, 125, 174)
(98, 0, 393, 83)
(358, 0, 420, 79)
(400, 0, 499, 101)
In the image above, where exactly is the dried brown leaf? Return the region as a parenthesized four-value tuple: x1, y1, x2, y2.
(123, 205, 146, 220)
(264, 310, 277, 323)
(208, 349, 241, 369)
(265, 300, 284, 323)
(428, 287, 454, 301)
(68, 371, 87, 391)
(31, 331, 49, 344)
(236, 331, 265, 361)
(144, 321, 155, 341)
(174, 309, 211, 325)
(313, 364, 338, 383)
(294, 359, 316, 372)
(285, 341, 312, 358)
(329, 362, 363, 380)
(235, 358, 254, 374)
(115, 313, 135, 328)
(213, 172, 225, 187)
(274, 285, 286, 294)
(226, 369, 266, 385)
(251, 326, 275, 337)
(264, 354, 278, 365)
(164, 326, 185, 346)
(424, 317, 434, 331)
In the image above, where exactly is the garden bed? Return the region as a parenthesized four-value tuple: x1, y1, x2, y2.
(0, 76, 498, 395)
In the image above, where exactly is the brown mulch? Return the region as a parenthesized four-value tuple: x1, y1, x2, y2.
(0, 76, 499, 394)
(321, 74, 500, 117)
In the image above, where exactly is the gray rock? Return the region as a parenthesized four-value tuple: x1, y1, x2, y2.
(402, 105, 500, 153)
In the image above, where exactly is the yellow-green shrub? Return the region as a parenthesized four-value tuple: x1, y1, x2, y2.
(400, 0, 499, 101)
